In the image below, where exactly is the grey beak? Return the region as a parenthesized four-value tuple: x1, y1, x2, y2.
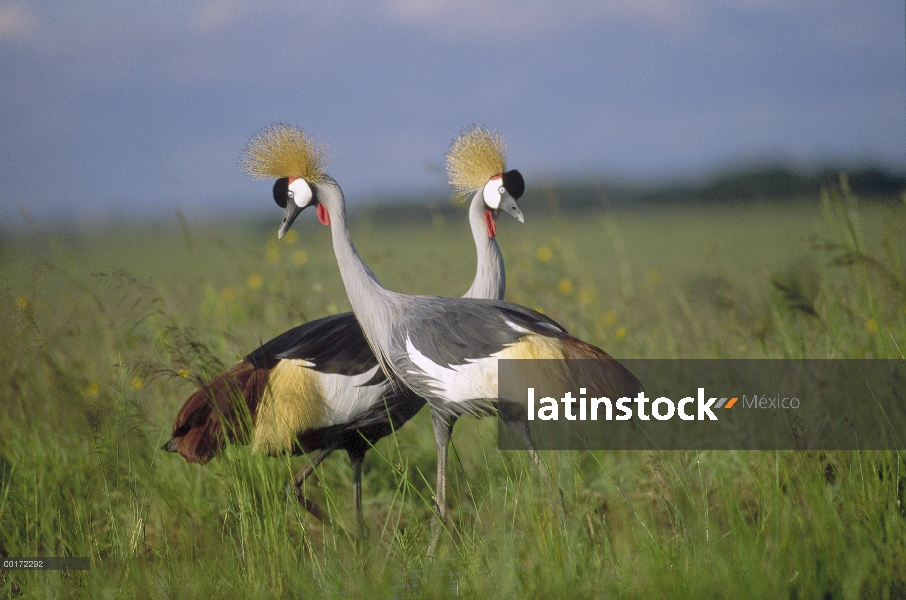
(277, 202, 304, 239)
(498, 193, 524, 223)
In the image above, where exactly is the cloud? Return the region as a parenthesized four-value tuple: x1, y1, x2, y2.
(191, 1, 243, 33)
(380, 0, 703, 40)
(0, 2, 36, 43)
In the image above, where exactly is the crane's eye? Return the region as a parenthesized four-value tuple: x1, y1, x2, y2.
(288, 190, 294, 200)
(498, 186, 506, 195)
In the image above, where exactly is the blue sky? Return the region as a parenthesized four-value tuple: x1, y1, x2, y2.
(1, 1, 903, 225)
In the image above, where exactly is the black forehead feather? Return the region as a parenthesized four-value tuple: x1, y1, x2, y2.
(502, 170, 525, 199)
(272, 177, 289, 208)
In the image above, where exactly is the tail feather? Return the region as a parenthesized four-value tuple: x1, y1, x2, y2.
(168, 361, 260, 463)
(559, 336, 644, 399)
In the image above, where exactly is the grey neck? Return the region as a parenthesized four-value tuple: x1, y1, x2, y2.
(314, 177, 507, 377)
(316, 176, 399, 363)
(463, 190, 505, 301)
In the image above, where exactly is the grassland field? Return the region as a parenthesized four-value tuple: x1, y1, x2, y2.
(1, 184, 905, 598)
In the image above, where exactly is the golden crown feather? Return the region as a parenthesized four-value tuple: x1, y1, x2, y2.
(445, 125, 507, 200)
(240, 123, 329, 183)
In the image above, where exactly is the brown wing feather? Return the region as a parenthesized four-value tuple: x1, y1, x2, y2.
(558, 336, 644, 399)
(167, 361, 262, 463)
(559, 336, 614, 360)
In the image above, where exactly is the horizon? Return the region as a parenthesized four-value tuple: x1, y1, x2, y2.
(4, 159, 903, 236)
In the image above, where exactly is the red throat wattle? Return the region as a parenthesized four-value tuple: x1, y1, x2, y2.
(484, 209, 496, 238)
(316, 203, 330, 226)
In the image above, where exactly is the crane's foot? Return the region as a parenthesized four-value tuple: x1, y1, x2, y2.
(352, 524, 369, 555)
(426, 507, 447, 557)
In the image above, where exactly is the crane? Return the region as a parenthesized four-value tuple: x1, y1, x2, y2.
(164, 125, 526, 534)
(251, 124, 643, 551)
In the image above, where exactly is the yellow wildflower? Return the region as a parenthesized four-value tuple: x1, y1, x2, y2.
(558, 279, 574, 296)
(536, 246, 552, 262)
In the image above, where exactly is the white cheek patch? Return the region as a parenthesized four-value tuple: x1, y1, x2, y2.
(288, 178, 313, 208)
(482, 178, 503, 209)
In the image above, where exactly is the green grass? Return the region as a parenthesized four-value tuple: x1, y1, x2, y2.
(1, 182, 905, 598)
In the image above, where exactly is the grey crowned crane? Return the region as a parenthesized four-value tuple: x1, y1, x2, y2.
(163, 125, 526, 531)
(258, 125, 643, 547)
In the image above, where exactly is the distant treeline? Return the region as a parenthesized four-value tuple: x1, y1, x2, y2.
(550, 166, 906, 209)
(360, 165, 906, 223)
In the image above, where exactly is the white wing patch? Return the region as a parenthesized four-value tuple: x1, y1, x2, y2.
(405, 335, 455, 389)
(401, 331, 569, 417)
(507, 318, 564, 335)
(404, 335, 499, 405)
(504, 320, 530, 334)
(317, 364, 389, 425)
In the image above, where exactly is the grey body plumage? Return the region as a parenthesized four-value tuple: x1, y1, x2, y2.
(288, 172, 640, 551)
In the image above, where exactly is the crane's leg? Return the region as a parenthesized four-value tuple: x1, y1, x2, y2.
(428, 412, 457, 555)
(347, 447, 367, 543)
(503, 419, 545, 470)
(289, 446, 336, 524)
(504, 419, 565, 515)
